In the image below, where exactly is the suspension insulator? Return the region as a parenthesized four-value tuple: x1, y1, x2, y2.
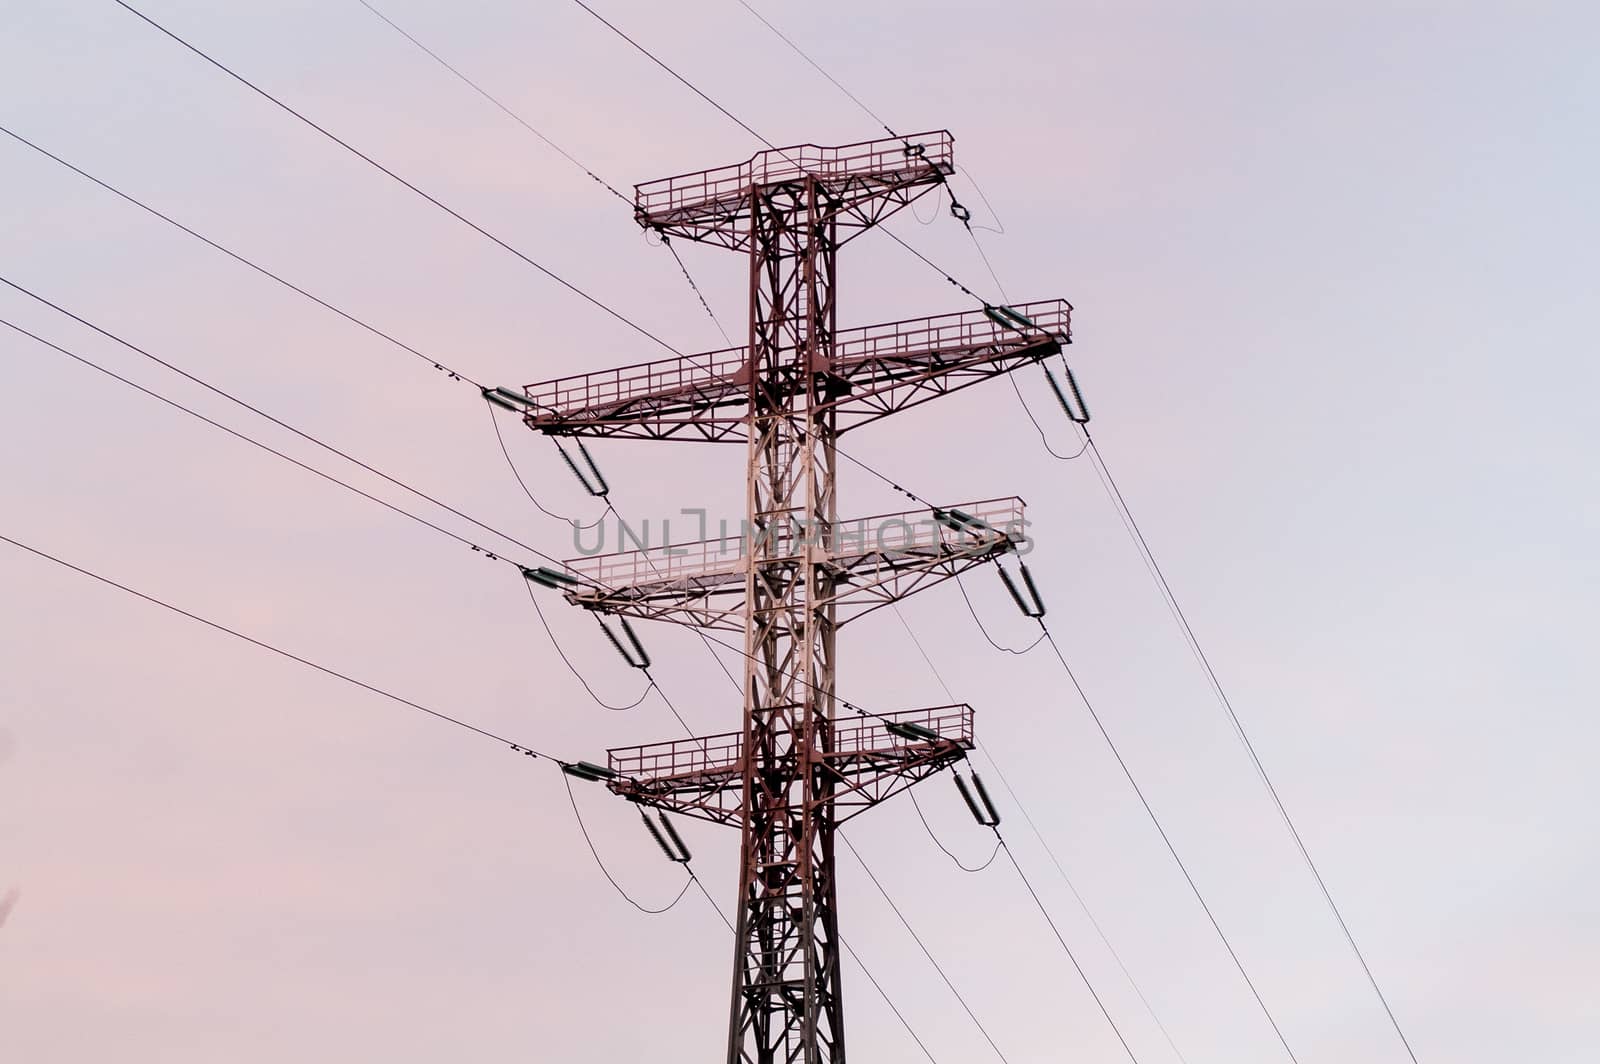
(557, 440, 610, 498)
(954, 770, 1001, 827)
(970, 772, 1002, 827)
(997, 562, 1046, 619)
(597, 616, 651, 670)
(657, 812, 692, 863)
(640, 810, 679, 862)
(1044, 365, 1091, 424)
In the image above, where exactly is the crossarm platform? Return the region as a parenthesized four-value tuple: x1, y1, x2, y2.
(559, 497, 1025, 630)
(607, 704, 974, 826)
(634, 131, 954, 250)
(522, 300, 1071, 443)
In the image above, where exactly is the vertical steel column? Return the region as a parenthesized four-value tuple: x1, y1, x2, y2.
(727, 177, 844, 1064)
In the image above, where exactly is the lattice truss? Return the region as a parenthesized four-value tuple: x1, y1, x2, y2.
(518, 130, 1073, 1064)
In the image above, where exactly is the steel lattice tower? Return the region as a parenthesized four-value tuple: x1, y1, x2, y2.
(519, 132, 1072, 1063)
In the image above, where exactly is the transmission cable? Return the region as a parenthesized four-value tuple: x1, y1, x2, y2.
(0, 122, 482, 388)
(566, 0, 990, 307)
(1035, 623, 1302, 1062)
(891, 598, 1187, 1062)
(684, 848, 940, 1063)
(562, 773, 695, 914)
(840, 834, 1012, 1063)
(485, 403, 605, 529)
(357, 0, 630, 205)
(1078, 429, 1424, 1063)
(0, 315, 542, 573)
(991, 829, 1145, 1064)
(355, 0, 733, 344)
(0, 273, 571, 573)
(0, 531, 555, 759)
(112, 0, 682, 356)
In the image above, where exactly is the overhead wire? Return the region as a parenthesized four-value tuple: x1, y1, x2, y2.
(1078, 429, 1424, 1064)
(356, 0, 631, 205)
(112, 0, 683, 357)
(567, 0, 992, 307)
(685, 842, 942, 1063)
(0, 120, 623, 520)
(355, 0, 734, 345)
(0, 315, 535, 572)
(0, 273, 572, 574)
(0, 531, 553, 758)
(485, 403, 605, 530)
(562, 773, 695, 914)
(841, 834, 1013, 1063)
(1035, 623, 1302, 1063)
(890, 598, 1186, 1062)
(0, 122, 482, 388)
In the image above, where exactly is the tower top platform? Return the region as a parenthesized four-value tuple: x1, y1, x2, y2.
(633, 130, 954, 248)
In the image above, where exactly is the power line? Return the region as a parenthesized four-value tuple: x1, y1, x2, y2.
(569, 0, 775, 150)
(567, 0, 990, 307)
(112, 0, 683, 356)
(353, 1, 735, 345)
(0, 531, 552, 758)
(890, 598, 1187, 1062)
(0, 273, 572, 573)
(840, 834, 1013, 1063)
(356, 0, 631, 205)
(0, 122, 484, 388)
(562, 773, 695, 914)
(0, 314, 537, 572)
(521, 580, 655, 713)
(685, 851, 942, 1063)
(485, 403, 606, 530)
(993, 834, 1144, 1064)
(1079, 431, 1424, 1063)
(1036, 624, 1302, 1063)
(732, 0, 898, 139)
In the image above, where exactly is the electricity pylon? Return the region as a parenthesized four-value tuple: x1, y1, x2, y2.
(517, 132, 1071, 1064)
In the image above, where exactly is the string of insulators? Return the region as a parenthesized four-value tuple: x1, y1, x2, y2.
(982, 303, 1042, 334)
(597, 615, 651, 670)
(954, 770, 1002, 827)
(562, 760, 619, 783)
(997, 561, 1047, 619)
(885, 720, 943, 744)
(482, 385, 539, 412)
(1044, 364, 1092, 424)
(932, 507, 996, 537)
(522, 565, 583, 590)
(640, 809, 693, 864)
(556, 440, 610, 498)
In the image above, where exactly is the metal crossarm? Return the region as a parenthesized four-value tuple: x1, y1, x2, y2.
(634, 131, 954, 250)
(608, 704, 974, 826)
(558, 497, 1025, 630)
(520, 300, 1070, 443)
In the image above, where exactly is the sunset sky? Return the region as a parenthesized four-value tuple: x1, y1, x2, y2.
(2, 1, 1596, 1061)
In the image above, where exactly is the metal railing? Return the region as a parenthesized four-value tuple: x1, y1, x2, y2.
(608, 704, 974, 782)
(635, 131, 954, 219)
